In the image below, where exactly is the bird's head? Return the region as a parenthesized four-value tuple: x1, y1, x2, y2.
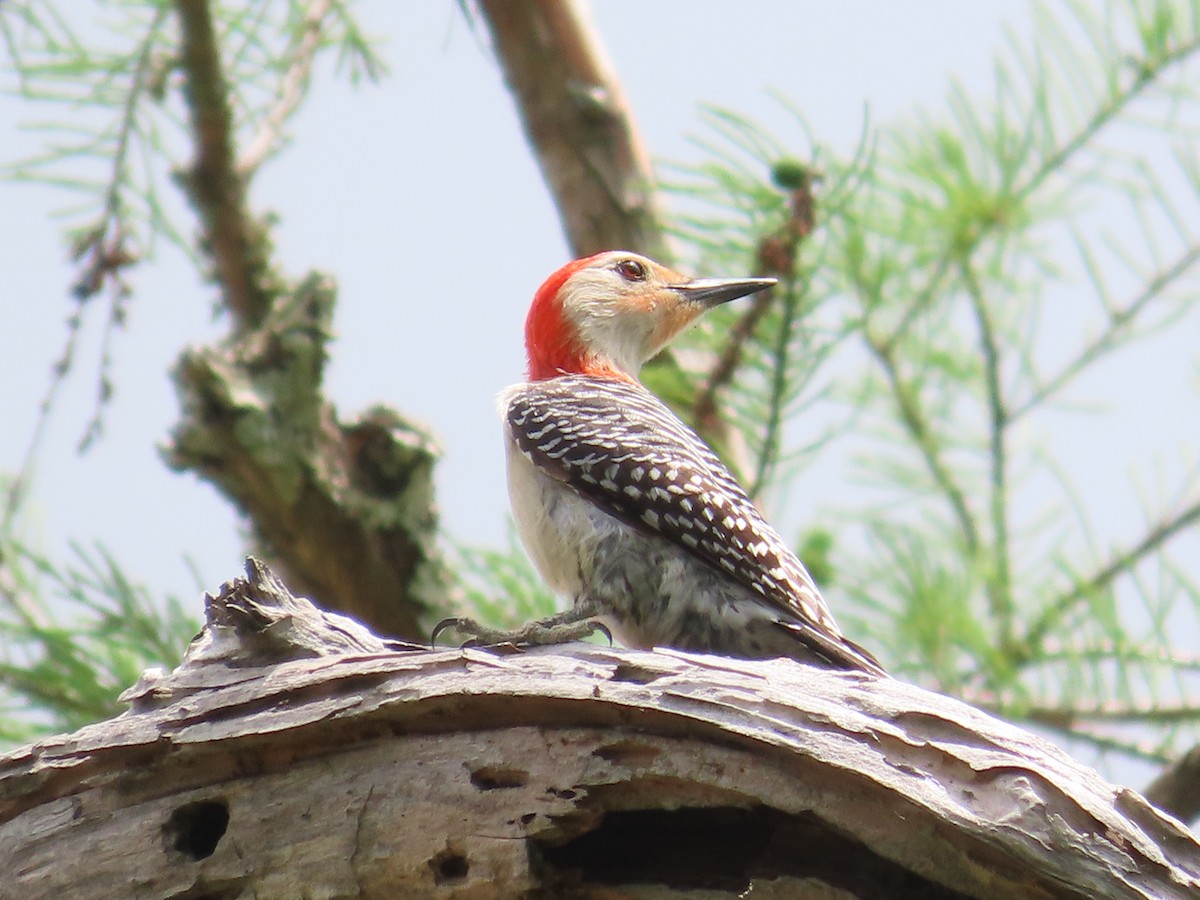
(524, 251, 776, 381)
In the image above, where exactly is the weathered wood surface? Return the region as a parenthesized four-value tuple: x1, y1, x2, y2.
(1, 560, 1197, 899)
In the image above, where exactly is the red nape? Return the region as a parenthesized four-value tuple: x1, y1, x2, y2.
(524, 253, 630, 382)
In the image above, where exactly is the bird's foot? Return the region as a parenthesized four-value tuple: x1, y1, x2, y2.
(432, 615, 611, 650)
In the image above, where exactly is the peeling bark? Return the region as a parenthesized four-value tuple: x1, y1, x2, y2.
(1, 560, 1196, 898)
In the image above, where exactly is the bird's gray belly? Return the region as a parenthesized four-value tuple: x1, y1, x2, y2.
(585, 521, 801, 657)
(509, 443, 809, 660)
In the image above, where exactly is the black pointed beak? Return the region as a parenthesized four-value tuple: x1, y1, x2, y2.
(671, 276, 777, 307)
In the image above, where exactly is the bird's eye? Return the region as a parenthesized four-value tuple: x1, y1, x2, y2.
(615, 259, 647, 281)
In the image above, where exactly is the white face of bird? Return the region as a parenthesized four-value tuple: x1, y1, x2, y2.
(557, 251, 776, 378)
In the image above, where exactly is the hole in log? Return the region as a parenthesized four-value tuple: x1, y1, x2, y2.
(163, 799, 230, 861)
(609, 663, 665, 684)
(593, 740, 662, 767)
(469, 765, 529, 790)
(532, 806, 965, 897)
(430, 847, 469, 884)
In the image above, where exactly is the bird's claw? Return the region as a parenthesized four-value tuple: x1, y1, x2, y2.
(589, 620, 614, 646)
(431, 616, 494, 648)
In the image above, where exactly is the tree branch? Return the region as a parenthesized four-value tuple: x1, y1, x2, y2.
(1021, 497, 1200, 659)
(693, 174, 817, 432)
(1034, 642, 1200, 670)
(751, 275, 799, 499)
(691, 286, 774, 441)
(1020, 702, 1200, 727)
(174, 0, 276, 329)
(3, 6, 166, 526)
(1011, 242, 1200, 421)
(166, 1, 447, 636)
(962, 262, 1014, 650)
(475, 0, 666, 259)
(863, 328, 981, 554)
(237, 0, 331, 178)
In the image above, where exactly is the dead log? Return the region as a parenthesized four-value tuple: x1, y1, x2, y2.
(1, 559, 1197, 899)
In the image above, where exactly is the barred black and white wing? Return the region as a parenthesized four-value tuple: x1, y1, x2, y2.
(504, 374, 883, 674)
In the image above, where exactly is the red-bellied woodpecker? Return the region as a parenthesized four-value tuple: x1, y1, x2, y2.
(438, 251, 884, 674)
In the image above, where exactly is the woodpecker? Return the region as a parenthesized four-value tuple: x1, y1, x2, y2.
(440, 251, 884, 675)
